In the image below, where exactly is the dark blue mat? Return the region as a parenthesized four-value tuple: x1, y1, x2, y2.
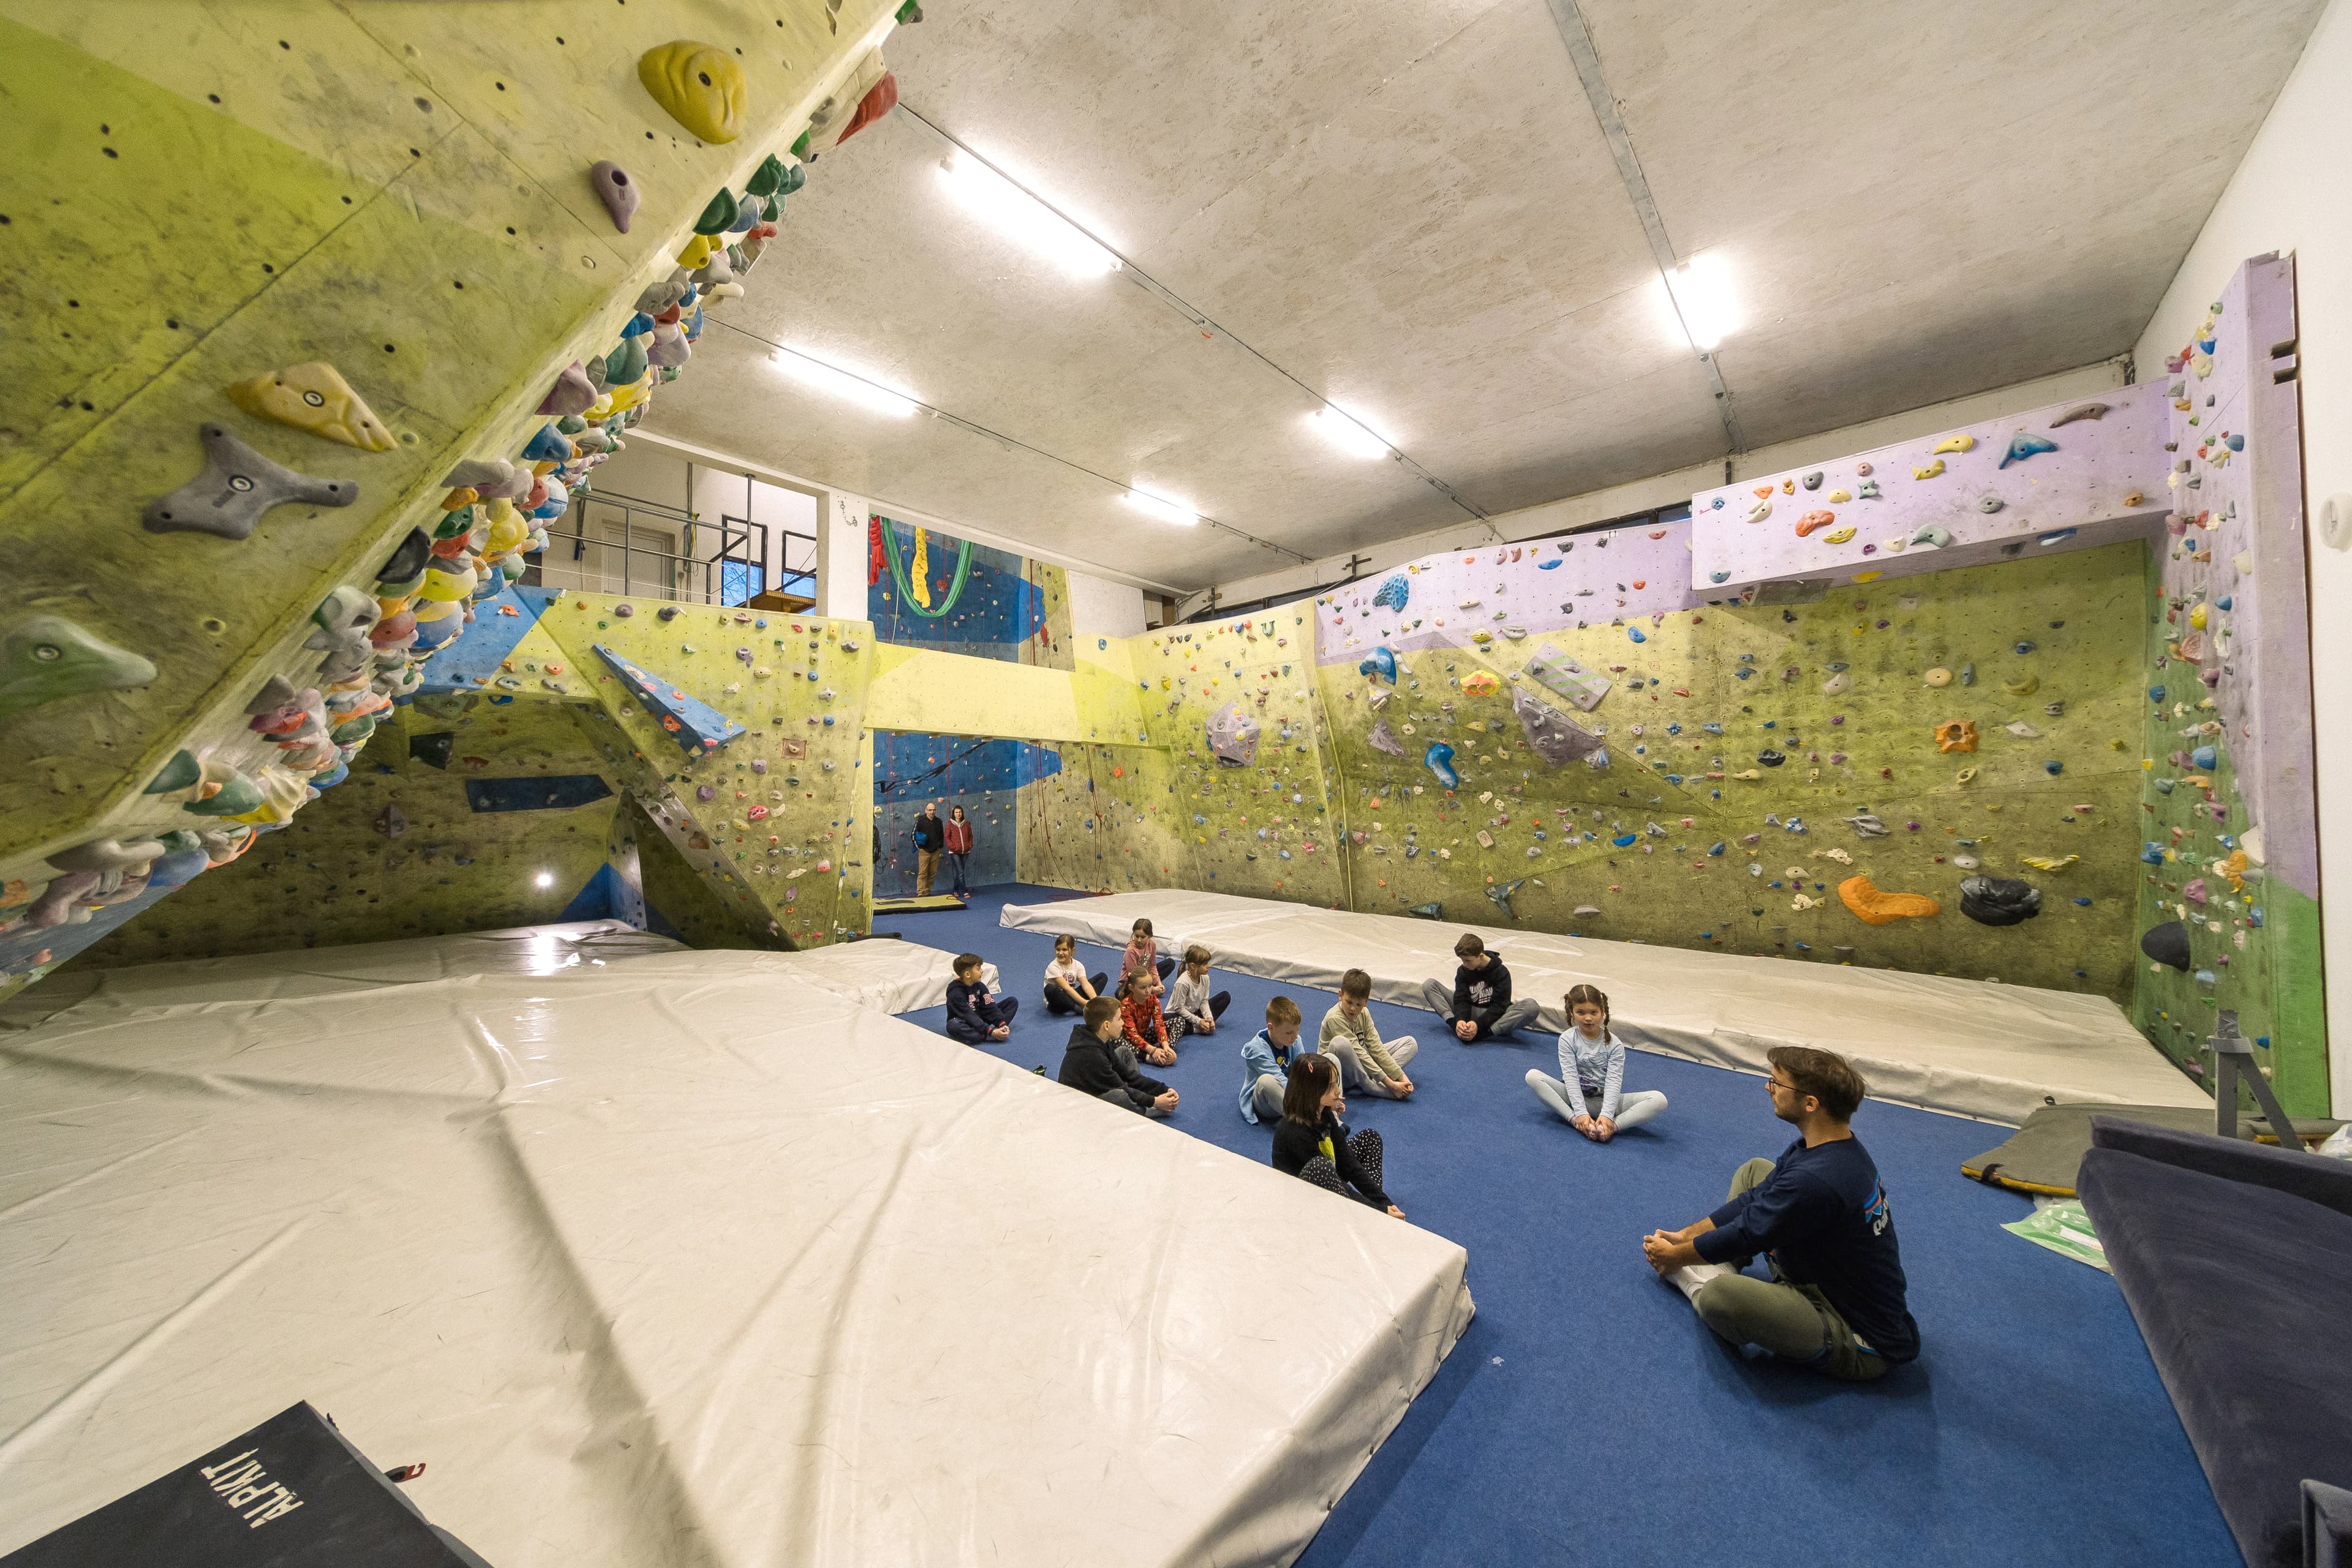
(880, 886, 2235, 1567)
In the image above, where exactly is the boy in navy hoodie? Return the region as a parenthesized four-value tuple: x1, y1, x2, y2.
(944, 952, 1017, 1044)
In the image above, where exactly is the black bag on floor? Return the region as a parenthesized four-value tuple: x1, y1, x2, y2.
(1, 1401, 490, 1567)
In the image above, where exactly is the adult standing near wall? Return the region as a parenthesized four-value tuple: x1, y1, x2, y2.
(912, 801, 946, 897)
(944, 805, 974, 900)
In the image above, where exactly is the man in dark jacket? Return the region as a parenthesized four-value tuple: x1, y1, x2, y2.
(1420, 931, 1539, 1041)
(1060, 997, 1177, 1116)
(911, 801, 946, 895)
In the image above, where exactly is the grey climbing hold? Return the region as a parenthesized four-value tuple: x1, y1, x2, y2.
(0, 614, 157, 718)
(1801, 471, 1823, 491)
(1367, 718, 1405, 757)
(538, 361, 598, 417)
(377, 527, 432, 585)
(1960, 876, 2041, 925)
(443, 458, 516, 492)
(1845, 812, 1890, 837)
(2049, 402, 2108, 427)
(635, 277, 690, 315)
(46, 836, 164, 874)
(1912, 524, 1953, 548)
(1978, 494, 2003, 513)
(144, 425, 356, 539)
(589, 160, 639, 232)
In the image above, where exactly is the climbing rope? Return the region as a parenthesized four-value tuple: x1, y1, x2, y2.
(875, 514, 973, 619)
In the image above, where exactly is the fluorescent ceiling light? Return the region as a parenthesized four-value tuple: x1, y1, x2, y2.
(769, 347, 919, 418)
(938, 151, 1121, 278)
(1663, 252, 1740, 352)
(1308, 406, 1392, 460)
(1122, 489, 1198, 526)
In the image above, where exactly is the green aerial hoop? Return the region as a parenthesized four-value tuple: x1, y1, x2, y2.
(877, 514, 974, 619)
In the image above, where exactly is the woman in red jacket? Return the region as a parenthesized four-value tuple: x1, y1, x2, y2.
(944, 805, 974, 900)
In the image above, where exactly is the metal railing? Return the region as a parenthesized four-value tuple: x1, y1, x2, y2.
(531, 491, 772, 606)
(718, 511, 818, 602)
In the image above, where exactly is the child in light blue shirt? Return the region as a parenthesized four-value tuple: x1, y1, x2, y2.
(1525, 984, 1667, 1139)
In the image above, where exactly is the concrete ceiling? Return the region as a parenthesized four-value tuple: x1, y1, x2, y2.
(645, 0, 2323, 591)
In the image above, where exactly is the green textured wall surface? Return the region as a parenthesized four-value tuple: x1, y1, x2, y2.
(74, 699, 619, 967)
(1, 0, 902, 992)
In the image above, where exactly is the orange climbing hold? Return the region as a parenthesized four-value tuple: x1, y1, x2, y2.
(1838, 876, 1941, 925)
(1795, 510, 1837, 537)
(1935, 719, 1978, 753)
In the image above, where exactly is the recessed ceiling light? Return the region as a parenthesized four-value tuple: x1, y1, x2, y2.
(1307, 406, 1392, 459)
(1122, 489, 1198, 526)
(534, 870, 554, 889)
(769, 347, 919, 418)
(938, 151, 1121, 278)
(1663, 252, 1740, 352)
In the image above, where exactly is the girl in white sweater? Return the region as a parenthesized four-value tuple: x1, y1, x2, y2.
(1525, 984, 1667, 1140)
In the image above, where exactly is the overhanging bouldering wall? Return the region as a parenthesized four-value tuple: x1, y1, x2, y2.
(1306, 534, 2148, 1000)
(2132, 255, 2328, 1114)
(0, 0, 913, 999)
(69, 697, 624, 968)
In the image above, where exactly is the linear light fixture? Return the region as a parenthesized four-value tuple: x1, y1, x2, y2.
(1663, 251, 1740, 352)
(769, 346, 919, 418)
(1307, 405, 1393, 460)
(1121, 489, 1198, 527)
(938, 151, 1121, 278)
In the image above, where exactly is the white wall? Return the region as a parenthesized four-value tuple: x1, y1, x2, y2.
(1065, 570, 1145, 639)
(1190, 360, 2131, 616)
(2135, 0, 2351, 1114)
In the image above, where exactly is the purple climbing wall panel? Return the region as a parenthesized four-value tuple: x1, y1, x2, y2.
(1689, 382, 2174, 593)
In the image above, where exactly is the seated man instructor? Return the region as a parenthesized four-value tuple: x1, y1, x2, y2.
(1640, 1046, 1918, 1381)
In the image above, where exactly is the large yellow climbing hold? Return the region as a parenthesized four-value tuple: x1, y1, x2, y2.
(1912, 458, 1946, 480)
(677, 233, 716, 270)
(1932, 433, 1975, 454)
(1823, 526, 1856, 545)
(226, 362, 395, 451)
(1838, 875, 1940, 925)
(2021, 853, 2079, 872)
(638, 41, 748, 144)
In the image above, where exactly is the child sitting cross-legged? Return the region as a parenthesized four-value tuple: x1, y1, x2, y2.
(1272, 1054, 1405, 1219)
(1238, 995, 1312, 1125)
(1319, 968, 1417, 1099)
(1163, 945, 1232, 1041)
(944, 952, 1016, 1044)
(1119, 968, 1177, 1068)
(1042, 933, 1106, 1016)
(1059, 995, 1177, 1117)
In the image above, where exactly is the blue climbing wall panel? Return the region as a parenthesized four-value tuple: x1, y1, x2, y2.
(868, 519, 1051, 663)
(872, 731, 1057, 897)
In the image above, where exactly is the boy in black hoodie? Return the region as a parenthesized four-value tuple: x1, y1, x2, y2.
(945, 953, 1017, 1044)
(1059, 996, 1178, 1116)
(1420, 932, 1540, 1042)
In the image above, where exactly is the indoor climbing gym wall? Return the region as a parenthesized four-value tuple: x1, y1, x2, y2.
(872, 733, 1049, 897)
(869, 513, 1076, 668)
(2131, 256, 2326, 1114)
(0, 0, 916, 999)
(1311, 532, 2148, 999)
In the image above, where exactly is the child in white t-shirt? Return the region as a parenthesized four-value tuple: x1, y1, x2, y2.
(1164, 944, 1232, 1041)
(1043, 933, 1107, 1016)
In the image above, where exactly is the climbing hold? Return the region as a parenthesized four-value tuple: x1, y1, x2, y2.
(2002, 674, 2039, 697)
(1359, 647, 1396, 684)
(1954, 766, 1978, 785)
(1935, 719, 1978, 753)
(1795, 510, 1836, 537)
(588, 160, 639, 231)
(1709, 570, 1732, 584)
(44, 836, 164, 875)
(1912, 459, 1945, 480)
(1461, 671, 1500, 696)
(1959, 876, 2042, 926)
(144, 424, 357, 539)
(2005, 720, 2039, 738)
(1856, 479, 1882, 500)
(693, 188, 739, 235)
(1746, 497, 1773, 522)
(1801, 471, 1823, 490)
(1822, 671, 1851, 695)
(2139, 920, 2193, 970)
(2041, 760, 2064, 776)
(1923, 668, 1952, 688)
(1826, 489, 1852, 504)
(144, 749, 203, 794)
(1932, 434, 1975, 454)
(1823, 526, 1856, 545)
(1845, 812, 1890, 837)
(1912, 524, 1953, 548)
(225, 363, 394, 451)
(1423, 743, 1459, 790)
(375, 804, 408, 840)
(0, 614, 156, 717)
(1998, 432, 2058, 468)
(1627, 627, 1646, 644)
(1757, 750, 1786, 767)
(2021, 853, 2077, 872)
(2049, 402, 2108, 427)
(638, 41, 748, 143)
(538, 361, 598, 418)
(1372, 575, 1410, 611)
(1978, 494, 2003, 513)
(2036, 529, 2077, 547)
(1838, 876, 1940, 925)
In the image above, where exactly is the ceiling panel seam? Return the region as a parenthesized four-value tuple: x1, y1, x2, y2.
(894, 102, 1501, 537)
(705, 317, 1315, 565)
(1540, 0, 1746, 456)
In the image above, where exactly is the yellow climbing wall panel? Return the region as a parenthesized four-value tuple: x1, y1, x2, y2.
(0, 0, 902, 939)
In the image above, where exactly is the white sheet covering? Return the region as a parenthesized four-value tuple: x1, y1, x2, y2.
(0, 930, 1467, 1567)
(1002, 891, 2207, 1125)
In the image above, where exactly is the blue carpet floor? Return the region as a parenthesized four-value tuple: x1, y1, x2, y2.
(874, 884, 2236, 1567)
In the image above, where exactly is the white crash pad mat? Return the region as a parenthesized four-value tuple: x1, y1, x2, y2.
(1002, 891, 2206, 1125)
(0, 931, 1467, 1567)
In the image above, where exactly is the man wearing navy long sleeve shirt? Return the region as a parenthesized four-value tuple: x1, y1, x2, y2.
(1642, 1046, 1918, 1381)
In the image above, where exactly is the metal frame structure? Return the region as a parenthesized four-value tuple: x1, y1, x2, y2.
(534, 491, 772, 606)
